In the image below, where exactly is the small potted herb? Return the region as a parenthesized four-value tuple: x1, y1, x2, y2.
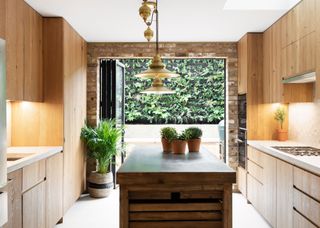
(274, 107, 287, 141)
(172, 132, 187, 154)
(185, 127, 203, 152)
(160, 127, 177, 153)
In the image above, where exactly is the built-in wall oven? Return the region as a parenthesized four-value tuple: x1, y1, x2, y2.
(238, 95, 247, 169)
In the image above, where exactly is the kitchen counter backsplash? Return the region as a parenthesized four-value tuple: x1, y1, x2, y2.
(289, 102, 320, 148)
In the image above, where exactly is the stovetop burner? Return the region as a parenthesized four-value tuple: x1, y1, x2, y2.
(272, 146, 320, 156)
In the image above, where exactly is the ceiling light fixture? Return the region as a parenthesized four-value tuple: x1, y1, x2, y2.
(136, 0, 179, 94)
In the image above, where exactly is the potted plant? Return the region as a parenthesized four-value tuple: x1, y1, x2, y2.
(81, 119, 123, 198)
(172, 132, 187, 154)
(160, 127, 177, 153)
(185, 127, 203, 152)
(274, 107, 287, 141)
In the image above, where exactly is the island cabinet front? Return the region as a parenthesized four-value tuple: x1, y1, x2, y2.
(117, 145, 236, 228)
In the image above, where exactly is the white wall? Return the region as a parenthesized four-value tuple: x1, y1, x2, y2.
(124, 124, 221, 143)
(289, 102, 320, 147)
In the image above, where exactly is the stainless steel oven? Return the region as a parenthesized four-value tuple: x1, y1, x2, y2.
(238, 95, 247, 169)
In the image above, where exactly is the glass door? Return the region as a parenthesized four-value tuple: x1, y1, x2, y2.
(100, 59, 125, 188)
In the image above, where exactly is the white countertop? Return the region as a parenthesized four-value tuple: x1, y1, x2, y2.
(248, 140, 320, 175)
(7, 146, 63, 173)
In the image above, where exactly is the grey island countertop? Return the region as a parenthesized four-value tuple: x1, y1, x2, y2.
(117, 145, 236, 185)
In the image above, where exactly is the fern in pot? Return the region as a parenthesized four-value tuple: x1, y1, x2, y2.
(81, 119, 123, 198)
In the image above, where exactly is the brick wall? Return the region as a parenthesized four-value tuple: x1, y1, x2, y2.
(87, 42, 239, 169)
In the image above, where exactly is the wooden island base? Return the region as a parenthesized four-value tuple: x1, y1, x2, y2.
(117, 145, 236, 228)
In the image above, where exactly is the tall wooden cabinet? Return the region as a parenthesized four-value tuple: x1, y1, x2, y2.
(5, 0, 43, 101)
(316, 0, 320, 101)
(0, 0, 5, 39)
(43, 18, 87, 213)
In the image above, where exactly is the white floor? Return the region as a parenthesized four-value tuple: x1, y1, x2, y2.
(56, 190, 271, 228)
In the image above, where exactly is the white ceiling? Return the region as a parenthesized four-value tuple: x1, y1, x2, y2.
(25, 0, 300, 42)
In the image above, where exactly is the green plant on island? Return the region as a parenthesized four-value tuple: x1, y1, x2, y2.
(174, 131, 187, 141)
(274, 107, 286, 130)
(81, 119, 123, 174)
(160, 127, 177, 143)
(184, 127, 203, 140)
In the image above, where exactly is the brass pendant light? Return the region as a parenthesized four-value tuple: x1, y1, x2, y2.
(136, 0, 179, 94)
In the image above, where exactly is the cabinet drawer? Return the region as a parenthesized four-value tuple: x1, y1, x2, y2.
(247, 160, 263, 183)
(293, 188, 320, 227)
(294, 167, 320, 200)
(247, 147, 263, 167)
(22, 160, 46, 192)
(293, 210, 317, 228)
(247, 173, 263, 213)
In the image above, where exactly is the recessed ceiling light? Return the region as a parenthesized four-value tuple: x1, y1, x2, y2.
(224, 0, 301, 10)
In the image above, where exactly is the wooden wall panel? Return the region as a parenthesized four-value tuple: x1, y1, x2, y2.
(316, 0, 320, 101)
(0, 0, 5, 39)
(62, 20, 87, 213)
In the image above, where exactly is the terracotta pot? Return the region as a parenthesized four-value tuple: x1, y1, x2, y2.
(172, 140, 187, 154)
(88, 171, 113, 198)
(161, 138, 172, 153)
(188, 138, 201, 152)
(277, 129, 288, 141)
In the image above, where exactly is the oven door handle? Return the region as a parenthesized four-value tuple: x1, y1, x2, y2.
(236, 138, 244, 143)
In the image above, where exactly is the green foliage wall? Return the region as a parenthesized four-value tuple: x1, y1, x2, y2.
(119, 58, 225, 124)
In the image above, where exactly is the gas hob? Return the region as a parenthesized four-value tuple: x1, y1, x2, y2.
(272, 146, 320, 156)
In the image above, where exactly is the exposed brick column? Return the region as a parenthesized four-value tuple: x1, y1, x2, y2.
(86, 42, 239, 170)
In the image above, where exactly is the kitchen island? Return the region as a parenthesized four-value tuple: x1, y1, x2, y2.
(117, 145, 236, 228)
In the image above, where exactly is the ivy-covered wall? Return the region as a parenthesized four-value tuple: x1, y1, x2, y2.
(119, 58, 225, 124)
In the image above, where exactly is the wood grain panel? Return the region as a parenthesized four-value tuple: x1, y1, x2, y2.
(247, 173, 263, 213)
(293, 210, 317, 228)
(22, 181, 46, 228)
(46, 153, 63, 228)
(237, 166, 247, 198)
(6, 0, 24, 100)
(3, 170, 22, 228)
(247, 146, 263, 166)
(130, 202, 222, 212)
(22, 159, 45, 192)
(23, 4, 43, 102)
(247, 160, 263, 183)
(129, 211, 222, 221)
(238, 35, 247, 94)
(62, 19, 87, 213)
(0, 0, 5, 39)
(317, 0, 320, 101)
(130, 221, 222, 228)
(293, 188, 320, 226)
(276, 159, 293, 228)
(294, 167, 320, 201)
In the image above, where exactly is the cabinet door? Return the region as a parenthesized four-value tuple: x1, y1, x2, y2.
(263, 28, 271, 103)
(283, 41, 299, 78)
(46, 153, 63, 228)
(0, 0, 5, 39)
(298, 0, 316, 39)
(3, 170, 22, 228)
(238, 35, 248, 94)
(237, 167, 247, 198)
(6, 0, 24, 100)
(23, 181, 46, 228)
(276, 160, 293, 228)
(298, 32, 316, 74)
(23, 3, 43, 102)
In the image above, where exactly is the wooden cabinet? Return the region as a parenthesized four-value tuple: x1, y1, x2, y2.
(316, 0, 320, 101)
(0, 0, 5, 39)
(43, 18, 86, 213)
(46, 153, 63, 228)
(238, 35, 248, 94)
(6, 0, 24, 100)
(276, 159, 293, 228)
(247, 146, 276, 227)
(5, 0, 43, 101)
(23, 3, 43, 101)
(293, 210, 317, 228)
(23, 181, 46, 228)
(3, 170, 22, 228)
(237, 166, 247, 198)
(22, 159, 46, 192)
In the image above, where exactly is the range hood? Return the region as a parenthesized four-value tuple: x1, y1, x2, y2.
(282, 72, 316, 84)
